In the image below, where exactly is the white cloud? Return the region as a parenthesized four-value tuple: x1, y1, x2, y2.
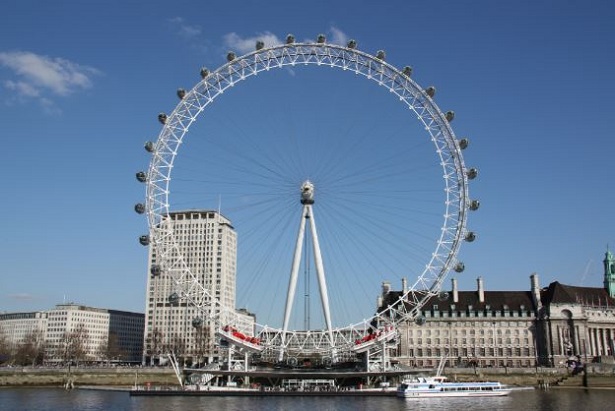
(0, 51, 100, 109)
(4, 79, 40, 97)
(9, 293, 35, 301)
(223, 28, 350, 55)
(223, 31, 282, 54)
(169, 17, 202, 39)
(301, 28, 349, 46)
(329, 27, 349, 47)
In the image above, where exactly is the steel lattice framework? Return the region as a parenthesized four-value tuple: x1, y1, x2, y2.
(139, 39, 476, 359)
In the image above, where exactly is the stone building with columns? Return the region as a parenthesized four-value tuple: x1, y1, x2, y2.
(382, 249, 615, 368)
(535, 248, 615, 365)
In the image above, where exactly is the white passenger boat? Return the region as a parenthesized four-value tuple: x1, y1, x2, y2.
(397, 375, 511, 398)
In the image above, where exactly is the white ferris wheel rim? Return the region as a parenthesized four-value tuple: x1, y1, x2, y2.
(143, 39, 472, 348)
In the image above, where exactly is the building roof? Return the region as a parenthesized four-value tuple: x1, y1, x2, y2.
(381, 278, 615, 316)
(432, 291, 535, 311)
(381, 290, 536, 313)
(541, 281, 615, 307)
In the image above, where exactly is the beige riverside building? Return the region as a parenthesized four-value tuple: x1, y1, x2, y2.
(0, 304, 144, 364)
(143, 210, 254, 366)
(383, 249, 615, 369)
(45, 304, 110, 363)
(0, 312, 48, 356)
(46, 304, 144, 363)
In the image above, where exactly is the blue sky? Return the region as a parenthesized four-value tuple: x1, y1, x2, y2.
(1, 0, 614, 327)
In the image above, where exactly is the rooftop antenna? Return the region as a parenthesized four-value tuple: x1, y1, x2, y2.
(217, 194, 222, 223)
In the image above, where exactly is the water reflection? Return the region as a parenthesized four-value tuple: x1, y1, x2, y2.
(2, 388, 615, 411)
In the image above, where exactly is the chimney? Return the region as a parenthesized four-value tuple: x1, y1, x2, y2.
(402, 277, 408, 294)
(477, 276, 485, 303)
(452, 278, 459, 303)
(377, 295, 383, 309)
(382, 281, 391, 296)
(530, 273, 542, 310)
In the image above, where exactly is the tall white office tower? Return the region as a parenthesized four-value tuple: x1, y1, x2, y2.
(142, 210, 244, 366)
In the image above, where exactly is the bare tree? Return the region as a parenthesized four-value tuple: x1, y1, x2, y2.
(60, 323, 89, 364)
(167, 333, 186, 360)
(145, 327, 164, 365)
(0, 329, 10, 365)
(193, 324, 210, 367)
(98, 332, 127, 364)
(14, 329, 46, 365)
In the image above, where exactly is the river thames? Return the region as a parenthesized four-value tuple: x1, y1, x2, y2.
(1, 387, 615, 411)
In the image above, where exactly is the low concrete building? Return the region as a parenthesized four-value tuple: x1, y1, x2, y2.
(0, 304, 144, 364)
(0, 311, 48, 359)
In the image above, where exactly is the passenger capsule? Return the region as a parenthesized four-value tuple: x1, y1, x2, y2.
(317, 34, 326, 43)
(136, 171, 147, 183)
(144, 141, 155, 153)
(227, 51, 236, 62)
(467, 168, 478, 180)
(158, 113, 167, 124)
(150, 264, 161, 276)
(200, 67, 210, 78)
(458, 138, 469, 150)
(465, 232, 477, 242)
(168, 292, 180, 305)
(256, 40, 265, 50)
(425, 86, 436, 98)
(192, 317, 203, 328)
(376, 50, 386, 60)
(134, 203, 146, 214)
(415, 315, 427, 326)
(469, 199, 480, 211)
(286, 34, 295, 44)
(438, 291, 450, 301)
(177, 88, 186, 100)
(445, 111, 455, 122)
(402, 66, 413, 77)
(454, 262, 465, 273)
(347, 39, 357, 49)
(139, 235, 150, 246)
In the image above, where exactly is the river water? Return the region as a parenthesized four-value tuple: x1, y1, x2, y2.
(1, 387, 615, 411)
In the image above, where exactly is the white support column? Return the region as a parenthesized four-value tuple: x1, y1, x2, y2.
(381, 339, 387, 371)
(307, 204, 334, 345)
(280, 205, 309, 356)
(279, 180, 335, 358)
(557, 326, 563, 356)
(227, 345, 232, 383)
(588, 327, 594, 356)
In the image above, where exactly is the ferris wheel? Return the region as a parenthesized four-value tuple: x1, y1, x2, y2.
(135, 34, 479, 363)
